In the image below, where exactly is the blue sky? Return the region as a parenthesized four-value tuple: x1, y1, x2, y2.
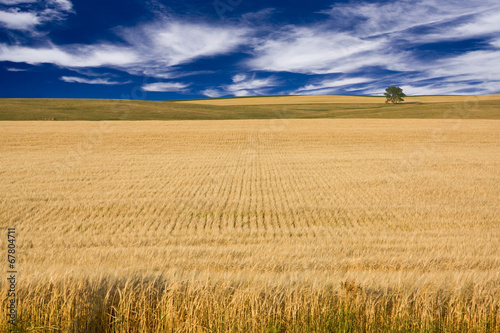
(0, 0, 499, 100)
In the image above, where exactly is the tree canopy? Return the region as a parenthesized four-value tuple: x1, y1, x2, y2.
(384, 86, 406, 104)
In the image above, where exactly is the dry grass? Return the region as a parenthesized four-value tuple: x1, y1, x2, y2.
(2, 96, 500, 120)
(0, 119, 499, 332)
(174, 94, 500, 106)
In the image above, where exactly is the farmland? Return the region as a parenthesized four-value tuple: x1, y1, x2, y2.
(175, 94, 500, 105)
(1, 115, 499, 331)
(1, 95, 500, 120)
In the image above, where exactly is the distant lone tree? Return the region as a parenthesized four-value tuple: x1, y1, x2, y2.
(384, 86, 406, 104)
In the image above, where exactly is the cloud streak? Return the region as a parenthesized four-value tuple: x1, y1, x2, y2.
(117, 21, 249, 77)
(0, 19, 248, 78)
(322, 0, 500, 38)
(0, 44, 138, 67)
(60, 76, 131, 85)
(202, 74, 278, 97)
(0, 0, 73, 32)
(292, 77, 373, 95)
(0, 0, 37, 4)
(0, 9, 39, 31)
(142, 82, 190, 92)
(247, 26, 387, 74)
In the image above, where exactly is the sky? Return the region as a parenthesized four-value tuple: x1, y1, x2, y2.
(0, 0, 499, 100)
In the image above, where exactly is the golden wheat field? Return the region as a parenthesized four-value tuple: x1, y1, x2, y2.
(1, 119, 499, 332)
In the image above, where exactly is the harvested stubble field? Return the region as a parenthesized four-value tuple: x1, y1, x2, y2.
(0, 118, 499, 332)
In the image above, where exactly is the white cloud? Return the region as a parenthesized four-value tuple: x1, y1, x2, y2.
(247, 26, 388, 74)
(240, 8, 275, 24)
(0, 0, 36, 4)
(294, 77, 373, 94)
(453, 9, 500, 37)
(0, 9, 39, 31)
(0, 44, 138, 67)
(60, 76, 130, 85)
(225, 75, 277, 96)
(232, 74, 246, 83)
(201, 88, 225, 98)
(49, 0, 72, 12)
(323, 0, 500, 38)
(246, 1, 500, 76)
(0, 20, 247, 78)
(227, 76, 276, 92)
(244, 1, 500, 95)
(119, 21, 248, 71)
(0, 0, 73, 32)
(202, 74, 277, 97)
(357, 70, 500, 97)
(388, 49, 500, 91)
(400, 9, 500, 44)
(140, 69, 215, 79)
(5, 67, 28, 71)
(141, 82, 190, 92)
(491, 39, 500, 48)
(292, 88, 338, 95)
(425, 51, 500, 94)
(233, 90, 250, 97)
(399, 83, 481, 96)
(434, 51, 500, 78)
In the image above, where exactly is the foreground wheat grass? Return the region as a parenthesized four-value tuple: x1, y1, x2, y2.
(0, 119, 499, 332)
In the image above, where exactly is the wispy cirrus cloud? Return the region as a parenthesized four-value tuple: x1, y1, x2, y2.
(60, 76, 131, 85)
(5, 67, 28, 71)
(292, 77, 373, 95)
(231, 74, 247, 83)
(0, 43, 138, 67)
(395, 8, 500, 45)
(201, 88, 223, 98)
(431, 51, 500, 80)
(490, 38, 500, 48)
(449, 9, 500, 39)
(117, 21, 249, 77)
(402, 84, 473, 96)
(226, 75, 278, 96)
(202, 74, 278, 97)
(141, 82, 190, 92)
(247, 26, 388, 74)
(420, 50, 500, 94)
(0, 0, 37, 5)
(0, 19, 248, 80)
(252, 0, 500, 96)
(0, 9, 39, 30)
(49, 0, 72, 12)
(322, 0, 500, 38)
(0, 0, 73, 32)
